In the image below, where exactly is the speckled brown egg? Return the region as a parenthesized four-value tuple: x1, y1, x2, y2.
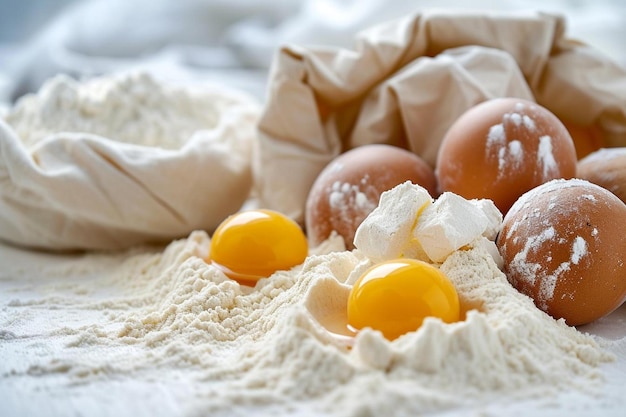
(577, 147, 626, 204)
(496, 178, 626, 326)
(436, 98, 577, 214)
(305, 144, 437, 250)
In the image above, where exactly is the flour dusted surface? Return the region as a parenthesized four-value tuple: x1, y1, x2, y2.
(0, 229, 613, 417)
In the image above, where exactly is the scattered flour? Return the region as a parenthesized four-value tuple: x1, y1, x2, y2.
(503, 111, 536, 132)
(329, 180, 377, 215)
(321, 174, 379, 249)
(3, 72, 233, 149)
(0, 183, 614, 416)
(484, 105, 564, 182)
(510, 225, 556, 287)
(538, 135, 558, 179)
(571, 236, 588, 265)
(523, 114, 536, 130)
(486, 113, 530, 180)
(486, 123, 505, 150)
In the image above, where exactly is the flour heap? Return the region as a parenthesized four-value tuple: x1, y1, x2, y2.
(3, 72, 232, 149)
(11, 182, 612, 417)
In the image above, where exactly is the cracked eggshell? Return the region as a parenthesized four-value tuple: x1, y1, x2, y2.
(436, 98, 577, 214)
(496, 178, 626, 326)
(305, 144, 437, 250)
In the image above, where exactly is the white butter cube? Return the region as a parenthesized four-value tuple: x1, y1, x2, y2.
(353, 182, 432, 263)
(468, 198, 503, 240)
(415, 192, 495, 263)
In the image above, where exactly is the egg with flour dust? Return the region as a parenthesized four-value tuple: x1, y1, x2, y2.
(305, 144, 437, 250)
(496, 179, 626, 326)
(436, 98, 577, 214)
(577, 147, 626, 204)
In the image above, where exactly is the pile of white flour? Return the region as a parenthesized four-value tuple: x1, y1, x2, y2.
(3, 72, 230, 149)
(2, 225, 612, 416)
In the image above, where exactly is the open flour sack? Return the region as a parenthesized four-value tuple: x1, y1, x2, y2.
(254, 10, 626, 223)
(0, 72, 260, 250)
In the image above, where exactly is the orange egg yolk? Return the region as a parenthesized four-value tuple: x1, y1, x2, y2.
(208, 209, 308, 285)
(348, 259, 460, 340)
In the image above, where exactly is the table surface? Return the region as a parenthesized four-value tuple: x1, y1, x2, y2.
(1, 2, 626, 416)
(0, 239, 625, 417)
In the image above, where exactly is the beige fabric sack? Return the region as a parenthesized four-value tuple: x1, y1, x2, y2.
(254, 10, 626, 224)
(0, 81, 259, 251)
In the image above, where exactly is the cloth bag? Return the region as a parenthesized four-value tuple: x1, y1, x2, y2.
(254, 10, 626, 224)
(0, 82, 259, 251)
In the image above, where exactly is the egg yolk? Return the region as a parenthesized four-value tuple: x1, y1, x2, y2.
(348, 259, 460, 340)
(208, 209, 308, 285)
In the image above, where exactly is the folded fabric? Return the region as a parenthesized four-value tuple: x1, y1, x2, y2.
(254, 10, 626, 224)
(0, 73, 259, 250)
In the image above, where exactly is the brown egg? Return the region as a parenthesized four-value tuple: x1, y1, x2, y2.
(564, 122, 605, 159)
(496, 178, 626, 326)
(305, 144, 437, 250)
(577, 147, 626, 204)
(436, 98, 577, 214)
